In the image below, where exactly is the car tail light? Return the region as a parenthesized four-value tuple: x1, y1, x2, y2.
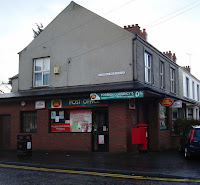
(190, 129, 195, 142)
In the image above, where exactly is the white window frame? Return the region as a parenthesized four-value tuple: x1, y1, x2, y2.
(192, 81, 195, 99)
(170, 67, 175, 93)
(144, 52, 151, 83)
(33, 57, 50, 87)
(160, 61, 164, 88)
(186, 77, 189, 97)
(197, 84, 199, 101)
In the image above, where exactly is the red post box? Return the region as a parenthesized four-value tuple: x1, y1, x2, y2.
(132, 123, 148, 151)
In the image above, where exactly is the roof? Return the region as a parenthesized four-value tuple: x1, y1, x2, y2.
(9, 74, 19, 80)
(0, 81, 195, 104)
(192, 125, 200, 129)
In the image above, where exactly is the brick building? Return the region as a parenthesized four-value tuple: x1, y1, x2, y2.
(0, 2, 191, 152)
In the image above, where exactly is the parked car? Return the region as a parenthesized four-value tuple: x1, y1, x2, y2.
(179, 125, 200, 159)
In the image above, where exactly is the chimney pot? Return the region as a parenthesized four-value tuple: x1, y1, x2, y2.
(124, 24, 147, 40)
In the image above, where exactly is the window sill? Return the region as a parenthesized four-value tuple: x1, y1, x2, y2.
(31, 85, 50, 89)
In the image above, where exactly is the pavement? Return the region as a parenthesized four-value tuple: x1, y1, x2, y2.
(0, 149, 200, 180)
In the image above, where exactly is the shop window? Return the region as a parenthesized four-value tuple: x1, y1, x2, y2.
(159, 104, 168, 130)
(50, 109, 92, 133)
(21, 111, 37, 133)
(33, 57, 50, 87)
(172, 108, 178, 133)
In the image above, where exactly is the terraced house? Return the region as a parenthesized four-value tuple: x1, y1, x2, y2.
(0, 1, 192, 152)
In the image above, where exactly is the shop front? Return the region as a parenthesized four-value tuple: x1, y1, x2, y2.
(48, 98, 109, 152)
(0, 81, 187, 152)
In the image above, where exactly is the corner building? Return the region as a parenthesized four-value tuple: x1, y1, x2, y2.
(0, 2, 192, 152)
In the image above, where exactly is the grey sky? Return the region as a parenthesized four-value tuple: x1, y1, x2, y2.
(1, 0, 200, 83)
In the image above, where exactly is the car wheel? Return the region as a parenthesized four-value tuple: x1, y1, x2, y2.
(184, 147, 190, 159)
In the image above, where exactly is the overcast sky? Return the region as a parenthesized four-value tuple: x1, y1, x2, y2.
(1, 0, 200, 84)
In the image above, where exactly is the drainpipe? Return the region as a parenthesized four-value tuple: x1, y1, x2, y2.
(132, 36, 137, 81)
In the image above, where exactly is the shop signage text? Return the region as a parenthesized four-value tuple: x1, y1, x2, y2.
(160, 98, 173, 107)
(35, 101, 45, 109)
(90, 91, 144, 100)
(49, 98, 108, 108)
(171, 100, 182, 108)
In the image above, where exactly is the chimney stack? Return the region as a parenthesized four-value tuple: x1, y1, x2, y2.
(163, 51, 177, 63)
(124, 24, 147, 41)
(184, 66, 191, 73)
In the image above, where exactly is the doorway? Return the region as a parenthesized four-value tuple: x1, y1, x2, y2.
(0, 115, 11, 149)
(92, 109, 109, 152)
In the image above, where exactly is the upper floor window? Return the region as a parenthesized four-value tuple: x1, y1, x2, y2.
(192, 81, 195, 99)
(34, 57, 50, 87)
(170, 68, 175, 93)
(160, 61, 164, 88)
(197, 84, 199, 101)
(144, 52, 151, 83)
(186, 77, 189, 97)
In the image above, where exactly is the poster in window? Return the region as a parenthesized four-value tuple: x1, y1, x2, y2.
(70, 109, 92, 132)
(55, 116, 59, 123)
(51, 111, 56, 119)
(51, 123, 70, 132)
(160, 105, 167, 130)
(59, 111, 64, 119)
(98, 135, 105, 144)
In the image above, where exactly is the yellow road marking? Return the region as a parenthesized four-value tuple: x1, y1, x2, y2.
(0, 163, 199, 183)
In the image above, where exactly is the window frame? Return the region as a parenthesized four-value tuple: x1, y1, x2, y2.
(33, 57, 50, 87)
(192, 81, 195, 99)
(197, 84, 199, 101)
(144, 52, 151, 83)
(170, 67, 175, 93)
(21, 111, 37, 133)
(186, 77, 189, 97)
(160, 61, 164, 88)
(49, 109, 92, 133)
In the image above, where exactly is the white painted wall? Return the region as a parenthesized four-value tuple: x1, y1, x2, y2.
(181, 68, 200, 102)
(18, 2, 134, 90)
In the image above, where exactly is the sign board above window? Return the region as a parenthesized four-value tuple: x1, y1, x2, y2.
(35, 101, 45, 109)
(170, 100, 182, 108)
(160, 98, 173, 107)
(51, 100, 62, 108)
(90, 91, 144, 100)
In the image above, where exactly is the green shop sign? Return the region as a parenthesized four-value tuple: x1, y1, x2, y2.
(90, 91, 144, 100)
(48, 98, 108, 108)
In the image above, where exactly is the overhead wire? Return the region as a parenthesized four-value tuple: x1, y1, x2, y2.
(145, 0, 200, 28)
(146, 0, 200, 30)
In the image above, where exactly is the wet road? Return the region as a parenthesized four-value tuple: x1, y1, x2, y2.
(0, 164, 198, 185)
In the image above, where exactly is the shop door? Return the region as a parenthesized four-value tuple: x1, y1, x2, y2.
(0, 115, 11, 149)
(92, 109, 109, 152)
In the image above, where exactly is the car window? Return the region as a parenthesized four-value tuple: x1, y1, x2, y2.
(194, 129, 200, 138)
(187, 129, 193, 139)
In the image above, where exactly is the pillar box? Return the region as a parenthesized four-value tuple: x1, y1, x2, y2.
(132, 123, 148, 151)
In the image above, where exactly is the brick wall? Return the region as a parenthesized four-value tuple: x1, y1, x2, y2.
(126, 102, 138, 152)
(0, 100, 91, 151)
(109, 100, 127, 152)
